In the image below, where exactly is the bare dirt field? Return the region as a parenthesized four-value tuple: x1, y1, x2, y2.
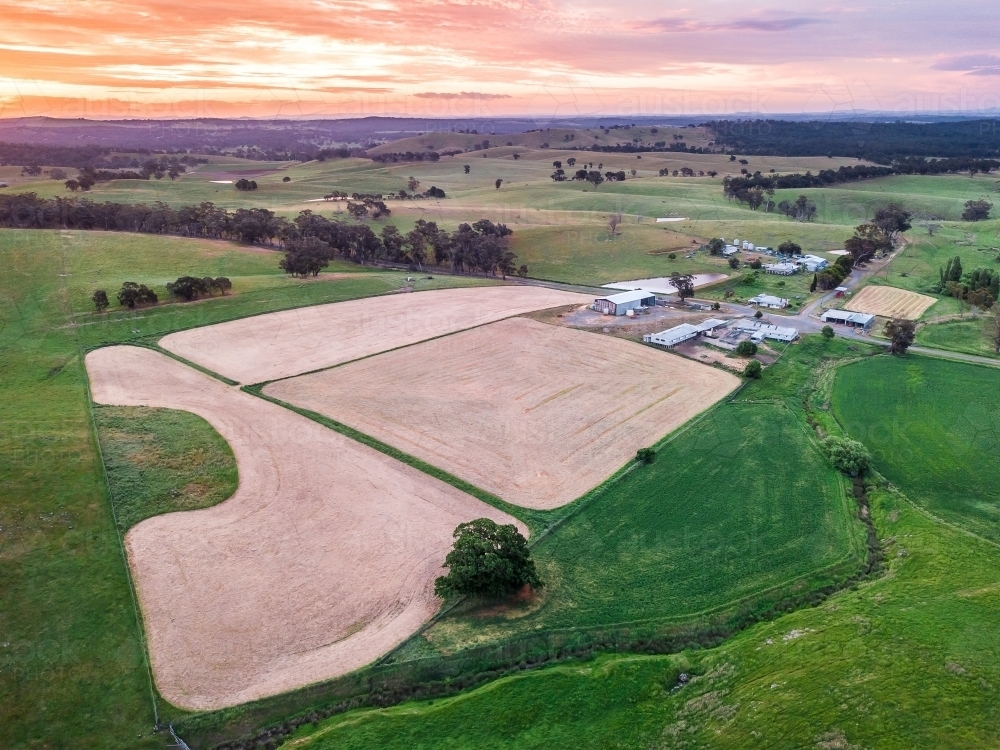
(844, 285, 937, 320)
(86, 346, 522, 711)
(266, 317, 739, 510)
(159, 286, 591, 383)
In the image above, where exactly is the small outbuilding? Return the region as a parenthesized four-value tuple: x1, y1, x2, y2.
(723, 245, 740, 256)
(694, 318, 729, 336)
(748, 294, 789, 309)
(594, 290, 656, 316)
(821, 309, 875, 329)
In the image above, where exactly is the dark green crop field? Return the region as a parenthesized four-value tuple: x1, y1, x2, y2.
(426, 401, 863, 652)
(832, 355, 1000, 542)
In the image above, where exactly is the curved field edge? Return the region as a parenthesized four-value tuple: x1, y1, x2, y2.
(93, 405, 239, 532)
(171, 336, 872, 750)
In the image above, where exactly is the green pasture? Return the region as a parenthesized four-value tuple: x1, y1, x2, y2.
(94, 406, 238, 532)
(832, 355, 1000, 542)
(916, 317, 999, 357)
(509, 223, 720, 286)
(770, 173, 999, 226)
(425, 398, 864, 653)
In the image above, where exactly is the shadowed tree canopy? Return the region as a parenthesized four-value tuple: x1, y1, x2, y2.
(116, 281, 157, 309)
(962, 199, 993, 222)
(885, 318, 916, 355)
(280, 236, 331, 277)
(670, 272, 695, 301)
(873, 203, 912, 238)
(91, 289, 109, 311)
(434, 518, 542, 599)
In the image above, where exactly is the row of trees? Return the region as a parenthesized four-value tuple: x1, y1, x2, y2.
(63, 158, 193, 191)
(280, 215, 524, 278)
(0, 194, 512, 276)
(0, 194, 290, 244)
(165, 276, 232, 301)
(370, 151, 442, 163)
(92, 275, 233, 311)
(812, 255, 856, 291)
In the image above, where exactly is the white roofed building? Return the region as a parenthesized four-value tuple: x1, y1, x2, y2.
(821, 309, 875, 329)
(732, 319, 799, 342)
(764, 263, 798, 275)
(798, 254, 829, 272)
(748, 294, 789, 309)
(644, 323, 698, 348)
(594, 290, 656, 316)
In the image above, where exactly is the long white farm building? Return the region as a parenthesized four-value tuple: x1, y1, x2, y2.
(643, 318, 728, 348)
(594, 290, 656, 316)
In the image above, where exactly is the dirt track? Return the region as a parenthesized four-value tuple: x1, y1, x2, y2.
(267, 318, 739, 509)
(160, 286, 590, 383)
(86, 346, 522, 711)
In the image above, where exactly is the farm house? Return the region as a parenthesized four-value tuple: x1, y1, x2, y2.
(798, 255, 829, 272)
(821, 310, 875, 329)
(593, 290, 656, 316)
(764, 263, 798, 275)
(748, 294, 789, 309)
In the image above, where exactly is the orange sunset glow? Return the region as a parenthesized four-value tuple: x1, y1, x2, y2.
(2, 0, 999, 118)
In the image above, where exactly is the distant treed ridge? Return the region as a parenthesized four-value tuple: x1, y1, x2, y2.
(706, 119, 1000, 162)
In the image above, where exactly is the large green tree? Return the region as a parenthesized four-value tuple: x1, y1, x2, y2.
(434, 519, 542, 599)
(885, 318, 916, 355)
(821, 436, 871, 477)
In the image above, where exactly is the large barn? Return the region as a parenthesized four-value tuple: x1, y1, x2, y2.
(594, 290, 656, 316)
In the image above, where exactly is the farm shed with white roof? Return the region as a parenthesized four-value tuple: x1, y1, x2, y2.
(594, 290, 656, 316)
(643, 323, 699, 348)
(821, 310, 875, 329)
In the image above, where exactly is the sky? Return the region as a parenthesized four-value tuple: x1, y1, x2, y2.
(1, 0, 999, 120)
